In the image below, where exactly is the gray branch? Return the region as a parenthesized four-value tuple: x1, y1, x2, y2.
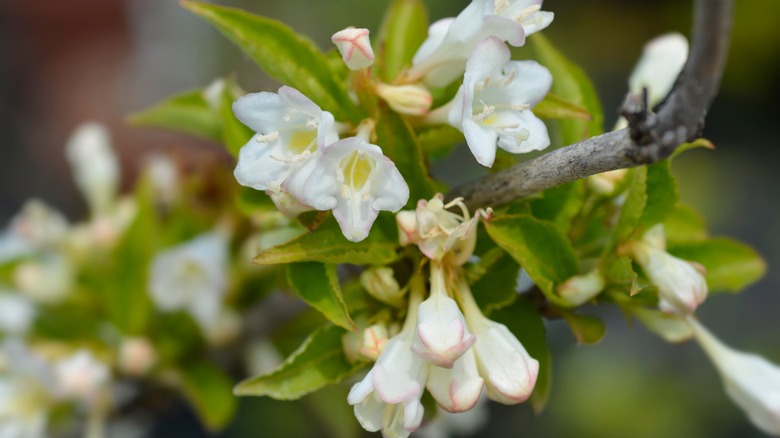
(452, 0, 733, 209)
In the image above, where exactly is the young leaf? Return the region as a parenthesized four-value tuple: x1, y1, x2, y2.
(416, 125, 464, 162)
(492, 296, 551, 413)
(663, 204, 709, 245)
(469, 248, 520, 315)
(376, 0, 428, 81)
(561, 311, 606, 345)
(528, 34, 603, 145)
(254, 214, 401, 265)
(670, 138, 715, 159)
(182, 1, 358, 122)
(180, 362, 239, 431)
(668, 238, 767, 293)
(534, 93, 592, 121)
(530, 180, 584, 234)
(286, 262, 355, 331)
(234, 325, 363, 399)
(219, 79, 254, 157)
(375, 105, 436, 204)
(640, 160, 678, 229)
(484, 214, 578, 303)
(610, 167, 648, 247)
(128, 88, 221, 142)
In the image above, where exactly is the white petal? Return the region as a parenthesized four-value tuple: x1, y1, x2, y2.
(427, 349, 484, 412)
(412, 18, 456, 65)
(629, 33, 689, 108)
(463, 119, 499, 167)
(233, 136, 293, 191)
(371, 338, 426, 404)
(500, 60, 553, 106)
(352, 393, 385, 432)
(464, 37, 511, 86)
(232, 92, 288, 133)
(278, 85, 323, 116)
(495, 110, 550, 153)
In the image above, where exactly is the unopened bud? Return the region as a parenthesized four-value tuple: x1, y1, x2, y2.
(360, 323, 389, 361)
(331, 27, 374, 70)
(119, 338, 157, 377)
(375, 83, 433, 116)
(557, 269, 605, 306)
(586, 169, 627, 195)
(55, 350, 110, 403)
(360, 267, 404, 307)
(396, 210, 419, 247)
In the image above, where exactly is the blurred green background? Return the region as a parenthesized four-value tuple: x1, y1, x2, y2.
(1, 0, 778, 437)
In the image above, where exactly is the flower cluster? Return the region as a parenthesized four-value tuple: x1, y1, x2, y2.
(347, 195, 539, 437)
(232, 0, 554, 242)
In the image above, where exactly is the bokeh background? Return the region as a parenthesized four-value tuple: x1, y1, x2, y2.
(1, 0, 778, 437)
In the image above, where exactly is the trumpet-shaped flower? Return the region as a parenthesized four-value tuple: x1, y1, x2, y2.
(398, 194, 490, 266)
(441, 37, 552, 167)
(688, 317, 780, 435)
(54, 350, 110, 404)
(148, 231, 229, 331)
(412, 261, 475, 368)
(628, 226, 707, 315)
(348, 287, 428, 438)
(0, 341, 56, 438)
(232, 86, 339, 200)
(66, 122, 120, 217)
(408, 0, 553, 87)
(426, 348, 484, 413)
(0, 199, 69, 263)
(301, 137, 409, 242)
(331, 28, 374, 70)
(458, 276, 539, 404)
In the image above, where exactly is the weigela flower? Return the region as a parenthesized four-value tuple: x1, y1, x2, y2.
(65, 122, 120, 217)
(148, 231, 229, 331)
(300, 136, 409, 242)
(443, 37, 552, 167)
(458, 276, 539, 404)
(348, 287, 428, 438)
(0, 341, 56, 438)
(628, 225, 708, 315)
(407, 0, 553, 87)
(331, 27, 375, 70)
(397, 194, 491, 266)
(119, 338, 157, 377)
(412, 261, 475, 368)
(0, 292, 36, 335)
(688, 317, 780, 435)
(232, 86, 339, 199)
(375, 83, 433, 116)
(426, 348, 484, 413)
(54, 350, 110, 404)
(0, 199, 68, 263)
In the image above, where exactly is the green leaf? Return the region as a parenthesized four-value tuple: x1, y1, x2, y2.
(534, 93, 592, 121)
(671, 138, 715, 159)
(610, 167, 648, 248)
(376, 0, 428, 81)
(492, 296, 551, 413)
(128, 88, 221, 142)
(220, 79, 254, 157)
(530, 180, 584, 234)
(375, 105, 436, 204)
(663, 204, 709, 245)
(668, 238, 766, 293)
(253, 214, 401, 265)
(640, 160, 678, 229)
(182, 1, 357, 122)
(469, 248, 520, 314)
(416, 125, 464, 162)
(485, 214, 578, 303)
(528, 34, 603, 145)
(286, 262, 355, 331)
(180, 362, 238, 431)
(561, 311, 606, 345)
(234, 325, 363, 399)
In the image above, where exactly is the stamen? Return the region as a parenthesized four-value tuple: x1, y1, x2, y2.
(495, 0, 511, 14)
(511, 103, 530, 111)
(256, 132, 279, 143)
(473, 101, 496, 121)
(306, 118, 319, 129)
(512, 5, 541, 22)
(501, 68, 516, 87)
(476, 75, 492, 91)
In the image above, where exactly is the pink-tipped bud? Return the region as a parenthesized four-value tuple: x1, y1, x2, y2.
(331, 27, 374, 70)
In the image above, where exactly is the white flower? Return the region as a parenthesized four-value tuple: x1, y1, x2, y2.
(412, 261, 475, 368)
(0, 343, 53, 438)
(398, 194, 490, 266)
(119, 338, 157, 377)
(459, 276, 539, 404)
(415, 395, 490, 438)
(301, 136, 409, 242)
(360, 323, 390, 362)
(348, 287, 428, 438)
(426, 348, 484, 413)
(14, 253, 73, 304)
(557, 269, 605, 306)
(0, 200, 68, 263)
(54, 350, 110, 404)
(628, 225, 707, 315)
(65, 122, 120, 217)
(331, 27, 375, 70)
(0, 292, 36, 335)
(614, 33, 689, 130)
(146, 154, 179, 207)
(232, 86, 339, 199)
(442, 37, 551, 167)
(688, 317, 780, 435)
(375, 83, 433, 116)
(407, 0, 553, 87)
(148, 231, 229, 331)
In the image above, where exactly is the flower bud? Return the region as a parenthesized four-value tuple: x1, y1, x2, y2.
(396, 210, 418, 247)
(14, 254, 73, 304)
(360, 323, 389, 361)
(119, 338, 157, 377)
(360, 267, 404, 308)
(54, 350, 110, 403)
(688, 317, 780, 435)
(0, 292, 36, 335)
(331, 27, 374, 70)
(375, 83, 433, 116)
(586, 169, 627, 195)
(65, 122, 120, 216)
(557, 269, 605, 306)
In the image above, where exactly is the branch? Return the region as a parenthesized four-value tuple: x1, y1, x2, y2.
(452, 0, 733, 209)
